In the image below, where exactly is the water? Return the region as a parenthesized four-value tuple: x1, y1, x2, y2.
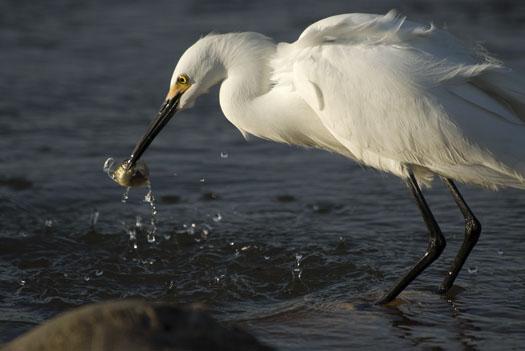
(1, 0, 525, 349)
(144, 184, 158, 243)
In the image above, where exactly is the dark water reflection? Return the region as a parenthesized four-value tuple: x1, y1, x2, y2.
(1, 0, 525, 349)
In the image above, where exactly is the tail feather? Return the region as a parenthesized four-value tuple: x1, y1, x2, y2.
(437, 78, 525, 190)
(473, 70, 525, 123)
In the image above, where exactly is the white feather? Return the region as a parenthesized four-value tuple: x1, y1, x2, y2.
(170, 11, 525, 189)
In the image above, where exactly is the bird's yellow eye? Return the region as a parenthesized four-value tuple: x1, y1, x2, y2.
(177, 74, 189, 85)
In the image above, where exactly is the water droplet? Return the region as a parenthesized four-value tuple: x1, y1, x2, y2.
(90, 209, 99, 227)
(121, 187, 131, 203)
(241, 245, 250, 251)
(291, 254, 304, 280)
(264, 256, 270, 261)
(293, 267, 303, 279)
(95, 270, 104, 277)
(128, 228, 137, 241)
(497, 249, 504, 256)
(133, 243, 138, 250)
(163, 233, 172, 240)
(143, 184, 158, 243)
(295, 254, 303, 265)
(103, 157, 115, 175)
(19, 280, 26, 286)
(135, 216, 143, 228)
(173, 172, 178, 177)
(83, 276, 91, 282)
(220, 151, 229, 159)
(214, 274, 225, 283)
(229, 241, 235, 246)
(44, 219, 53, 228)
(212, 213, 222, 222)
(167, 280, 175, 290)
(63, 273, 68, 278)
(467, 266, 478, 274)
(200, 178, 206, 183)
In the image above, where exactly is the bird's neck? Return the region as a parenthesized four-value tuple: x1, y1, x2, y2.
(216, 33, 277, 138)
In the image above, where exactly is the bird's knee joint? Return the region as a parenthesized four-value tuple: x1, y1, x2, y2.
(428, 233, 446, 257)
(465, 217, 481, 240)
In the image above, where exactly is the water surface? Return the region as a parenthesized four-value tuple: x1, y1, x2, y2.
(1, 0, 525, 349)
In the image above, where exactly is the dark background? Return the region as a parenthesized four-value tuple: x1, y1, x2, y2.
(1, 1, 524, 349)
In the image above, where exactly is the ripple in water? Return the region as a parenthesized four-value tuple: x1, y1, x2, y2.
(468, 266, 478, 274)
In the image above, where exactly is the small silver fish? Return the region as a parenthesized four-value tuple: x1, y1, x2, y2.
(110, 160, 150, 187)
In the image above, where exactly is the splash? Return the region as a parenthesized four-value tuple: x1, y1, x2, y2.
(292, 254, 304, 280)
(121, 187, 131, 203)
(104, 157, 149, 187)
(104, 157, 131, 203)
(103, 157, 115, 176)
(144, 181, 158, 243)
(467, 266, 478, 274)
(104, 157, 159, 246)
(212, 212, 222, 222)
(90, 209, 99, 227)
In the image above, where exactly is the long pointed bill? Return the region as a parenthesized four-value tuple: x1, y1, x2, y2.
(127, 92, 182, 168)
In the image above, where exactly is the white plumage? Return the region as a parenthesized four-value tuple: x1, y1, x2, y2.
(123, 10, 525, 303)
(171, 10, 525, 190)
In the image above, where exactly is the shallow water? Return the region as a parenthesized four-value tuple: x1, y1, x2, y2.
(1, 0, 525, 349)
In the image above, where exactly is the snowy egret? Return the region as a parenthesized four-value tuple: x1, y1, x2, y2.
(125, 11, 525, 304)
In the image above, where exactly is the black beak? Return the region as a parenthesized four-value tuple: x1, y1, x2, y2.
(127, 92, 182, 168)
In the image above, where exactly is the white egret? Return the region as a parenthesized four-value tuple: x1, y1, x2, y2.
(125, 10, 525, 304)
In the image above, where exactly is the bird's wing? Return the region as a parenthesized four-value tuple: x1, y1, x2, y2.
(272, 10, 481, 88)
(272, 11, 525, 187)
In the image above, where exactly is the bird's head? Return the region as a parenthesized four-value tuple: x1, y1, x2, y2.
(127, 35, 226, 168)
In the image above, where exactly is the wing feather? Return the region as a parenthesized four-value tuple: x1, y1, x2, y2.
(273, 11, 525, 188)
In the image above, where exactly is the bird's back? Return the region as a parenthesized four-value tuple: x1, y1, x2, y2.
(270, 11, 525, 189)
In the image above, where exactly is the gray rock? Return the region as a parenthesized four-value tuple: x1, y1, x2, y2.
(3, 300, 272, 351)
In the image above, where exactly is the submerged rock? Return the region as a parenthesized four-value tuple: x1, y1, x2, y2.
(3, 300, 272, 351)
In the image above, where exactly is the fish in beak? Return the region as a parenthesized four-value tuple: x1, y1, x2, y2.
(107, 77, 191, 188)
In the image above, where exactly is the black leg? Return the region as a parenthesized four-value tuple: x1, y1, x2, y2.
(377, 170, 446, 304)
(439, 177, 481, 294)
